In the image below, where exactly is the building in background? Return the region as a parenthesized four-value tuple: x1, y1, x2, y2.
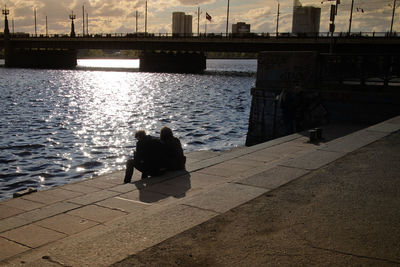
(292, 0, 321, 35)
(172, 12, 192, 36)
(232, 22, 251, 37)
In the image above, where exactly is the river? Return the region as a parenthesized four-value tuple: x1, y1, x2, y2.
(0, 59, 257, 201)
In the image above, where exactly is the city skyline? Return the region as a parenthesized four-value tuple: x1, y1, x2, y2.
(1, 0, 397, 35)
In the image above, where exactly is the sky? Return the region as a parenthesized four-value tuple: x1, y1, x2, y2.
(1, 0, 398, 35)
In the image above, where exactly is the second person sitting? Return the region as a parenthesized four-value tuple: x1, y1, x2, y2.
(160, 126, 186, 171)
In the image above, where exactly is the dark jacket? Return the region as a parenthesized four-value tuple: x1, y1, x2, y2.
(162, 137, 186, 171)
(134, 135, 164, 175)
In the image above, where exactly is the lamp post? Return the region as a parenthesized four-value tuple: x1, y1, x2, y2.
(82, 5, 85, 36)
(69, 11, 76, 37)
(276, 2, 280, 37)
(34, 8, 37, 36)
(135, 10, 139, 34)
(145, 0, 148, 35)
(348, 0, 354, 34)
(196, 6, 202, 36)
(390, 0, 397, 36)
(2, 5, 10, 35)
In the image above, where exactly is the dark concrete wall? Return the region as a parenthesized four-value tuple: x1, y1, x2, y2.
(246, 51, 400, 146)
(139, 51, 206, 73)
(5, 49, 77, 68)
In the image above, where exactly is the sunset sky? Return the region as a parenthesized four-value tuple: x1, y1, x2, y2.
(1, 0, 397, 35)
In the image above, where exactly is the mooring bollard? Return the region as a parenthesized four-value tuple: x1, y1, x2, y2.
(309, 128, 323, 143)
(309, 129, 317, 142)
(315, 127, 323, 140)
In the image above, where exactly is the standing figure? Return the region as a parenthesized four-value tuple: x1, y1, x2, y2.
(280, 85, 304, 134)
(160, 126, 186, 171)
(124, 130, 165, 183)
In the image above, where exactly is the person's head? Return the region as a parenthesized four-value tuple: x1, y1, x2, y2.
(160, 126, 173, 142)
(135, 130, 146, 141)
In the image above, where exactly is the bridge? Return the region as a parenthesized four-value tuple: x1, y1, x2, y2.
(1, 33, 400, 53)
(2, 32, 400, 72)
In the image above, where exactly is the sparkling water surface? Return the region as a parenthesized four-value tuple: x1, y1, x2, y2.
(0, 59, 256, 201)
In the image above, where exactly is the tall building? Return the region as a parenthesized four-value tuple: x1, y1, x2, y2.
(232, 22, 251, 36)
(172, 12, 192, 36)
(292, 0, 321, 35)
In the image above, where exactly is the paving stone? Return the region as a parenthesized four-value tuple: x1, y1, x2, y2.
(366, 121, 400, 133)
(181, 183, 268, 214)
(60, 183, 102, 194)
(95, 171, 126, 184)
(1, 198, 44, 211)
(19, 205, 218, 267)
(186, 151, 222, 161)
(238, 150, 281, 163)
(20, 188, 82, 205)
(67, 190, 120, 205)
(0, 216, 30, 233)
(0, 237, 30, 261)
(236, 166, 310, 190)
(35, 214, 99, 235)
(0, 204, 25, 219)
(1, 224, 66, 248)
(119, 189, 168, 204)
(221, 158, 267, 167)
(46, 188, 84, 200)
(67, 205, 127, 223)
(15, 202, 81, 223)
(96, 197, 149, 214)
(320, 130, 388, 153)
(280, 150, 346, 170)
(197, 161, 255, 178)
(20, 191, 64, 205)
(143, 182, 190, 199)
(212, 161, 262, 172)
(78, 179, 116, 189)
(108, 183, 139, 193)
(384, 115, 400, 124)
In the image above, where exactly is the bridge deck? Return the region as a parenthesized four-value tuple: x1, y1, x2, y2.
(2, 36, 400, 53)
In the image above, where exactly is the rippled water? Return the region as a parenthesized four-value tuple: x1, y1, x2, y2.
(0, 59, 256, 201)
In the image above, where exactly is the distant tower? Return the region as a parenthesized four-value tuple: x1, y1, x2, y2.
(172, 12, 192, 37)
(292, 0, 321, 35)
(69, 11, 76, 37)
(184, 14, 193, 36)
(293, 0, 302, 11)
(232, 22, 251, 36)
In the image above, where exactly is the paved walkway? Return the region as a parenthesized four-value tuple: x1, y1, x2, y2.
(0, 116, 399, 266)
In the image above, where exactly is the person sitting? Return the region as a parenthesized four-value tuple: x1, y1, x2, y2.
(160, 126, 186, 171)
(124, 130, 165, 183)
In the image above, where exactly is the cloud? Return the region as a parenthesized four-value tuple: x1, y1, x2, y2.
(177, 0, 216, 6)
(3, 0, 398, 35)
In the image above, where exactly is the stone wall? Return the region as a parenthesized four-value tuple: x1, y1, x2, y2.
(246, 51, 400, 147)
(246, 51, 319, 146)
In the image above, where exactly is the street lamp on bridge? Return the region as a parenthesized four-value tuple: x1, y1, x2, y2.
(69, 11, 76, 37)
(2, 5, 10, 35)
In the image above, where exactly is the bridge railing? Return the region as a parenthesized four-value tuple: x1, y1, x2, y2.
(318, 53, 400, 86)
(2, 31, 398, 39)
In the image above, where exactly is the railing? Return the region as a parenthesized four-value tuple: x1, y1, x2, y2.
(1, 31, 399, 39)
(319, 53, 400, 86)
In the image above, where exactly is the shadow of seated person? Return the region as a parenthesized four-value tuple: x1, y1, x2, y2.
(138, 171, 191, 203)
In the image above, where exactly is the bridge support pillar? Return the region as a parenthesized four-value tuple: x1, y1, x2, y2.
(246, 51, 319, 146)
(139, 51, 206, 73)
(5, 48, 77, 69)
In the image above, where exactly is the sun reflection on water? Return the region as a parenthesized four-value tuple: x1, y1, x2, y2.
(0, 59, 257, 201)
